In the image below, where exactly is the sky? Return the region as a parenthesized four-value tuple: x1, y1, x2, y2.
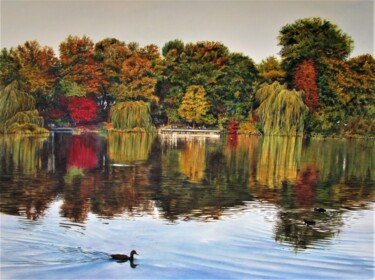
(1, 0, 373, 63)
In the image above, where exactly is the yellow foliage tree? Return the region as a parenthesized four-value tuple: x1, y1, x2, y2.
(178, 85, 211, 128)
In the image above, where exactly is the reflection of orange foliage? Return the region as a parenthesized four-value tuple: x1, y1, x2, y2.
(294, 165, 317, 207)
(179, 140, 206, 182)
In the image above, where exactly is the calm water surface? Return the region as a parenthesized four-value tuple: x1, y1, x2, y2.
(0, 133, 374, 279)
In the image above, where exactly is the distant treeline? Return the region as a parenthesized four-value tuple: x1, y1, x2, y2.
(0, 17, 374, 136)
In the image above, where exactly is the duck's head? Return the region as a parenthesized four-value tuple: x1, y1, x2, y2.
(130, 250, 138, 256)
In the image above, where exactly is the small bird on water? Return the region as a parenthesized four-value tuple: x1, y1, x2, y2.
(304, 219, 316, 226)
(314, 208, 326, 213)
(111, 250, 138, 261)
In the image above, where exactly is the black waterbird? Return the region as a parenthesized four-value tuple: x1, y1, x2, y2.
(304, 219, 316, 226)
(314, 208, 326, 213)
(110, 250, 138, 261)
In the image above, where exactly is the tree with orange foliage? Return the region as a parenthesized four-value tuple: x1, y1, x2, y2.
(108, 46, 160, 104)
(59, 36, 108, 122)
(294, 59, 320, 111)
(5, 41, 58, 111)
(59, 35, 107, 95)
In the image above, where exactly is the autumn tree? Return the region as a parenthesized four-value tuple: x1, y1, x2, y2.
(59, 35, 108, 122)
(294, 59, 320, 111)
(158, 40, 258, 125)
(66, 97, 98, 124)
(178, 85, 214, 127)
(159, 40, 231, 114)
(106, 43, 161, 103)
(312, 55, 375, 135)
(59, 35, 107, 95)
(257, 56, 285, 84)
(93, 38, 131, 117)
(94, 38, 130, 85)
(0, 41, 58, 113)
(107, 44, 160, 131)
(278, 17, 353, 85)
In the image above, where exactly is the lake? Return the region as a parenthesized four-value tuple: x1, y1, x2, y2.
(0, 132, 374, 279)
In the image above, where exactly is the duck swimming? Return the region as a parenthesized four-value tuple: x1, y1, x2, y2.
(304, 219, 316, 226)
(111, 250, 138, 261)
(314, 208, 326, 213)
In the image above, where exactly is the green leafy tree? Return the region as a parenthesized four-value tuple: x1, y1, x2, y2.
(278, 17, 353, 85)
(217, 53, 258, 119)
(0, 48, 20, 87)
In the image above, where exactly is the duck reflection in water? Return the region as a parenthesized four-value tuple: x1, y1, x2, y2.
(110, 250, 139, 268)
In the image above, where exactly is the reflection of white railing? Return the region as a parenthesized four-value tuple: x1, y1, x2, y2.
(160, 128, 221, 137)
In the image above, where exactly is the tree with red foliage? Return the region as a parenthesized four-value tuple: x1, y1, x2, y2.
(67, 97, 98, 124)
(227, 120, 240, 134)
(294, 59, 320, 111)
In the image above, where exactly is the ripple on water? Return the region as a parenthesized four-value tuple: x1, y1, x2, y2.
(1, 200, 374, 279)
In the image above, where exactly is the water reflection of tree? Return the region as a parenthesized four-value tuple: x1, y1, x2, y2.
(149, 137, 256, 222)
(179, 139, 206, 182)
(90, 165, 155, 218)
(108, 132, 155, 164)
(302, 138, 374, 184)
(293, 165, 317, 208)
(1, 133, 374, 250)
(274, 209, 341, 252)
(270, 138, 374, 250)
(60, 133, 156, 222)
(0, 135, 47, 175)
(256, 136, 302, 188)
(0, 135, 60, 220)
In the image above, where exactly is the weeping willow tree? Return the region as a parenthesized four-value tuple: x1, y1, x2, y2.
(110, 101, 155, 132)
(256, 82, 309, 136)
(0, 81, 48, 134)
